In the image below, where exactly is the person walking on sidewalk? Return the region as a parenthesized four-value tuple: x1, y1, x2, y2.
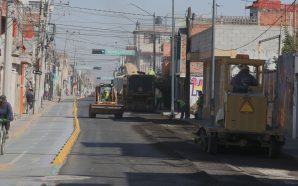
(0, 95, 14, 138)
(175, 99, 186, 119)
(26, 89, 34, 114)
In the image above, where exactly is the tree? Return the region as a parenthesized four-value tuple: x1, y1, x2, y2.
(281, 26, 293, 54)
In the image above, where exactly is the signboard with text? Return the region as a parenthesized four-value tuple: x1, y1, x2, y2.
(92, 49, 135, 56)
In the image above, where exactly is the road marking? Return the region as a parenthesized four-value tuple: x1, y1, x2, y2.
(0, 163, 14, 171)
(225, 163, 298, 181)
(42, 175, 91, 181)
(9, 150, 27, 164)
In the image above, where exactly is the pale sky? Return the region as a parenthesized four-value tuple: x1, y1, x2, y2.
(51, 0, 294, 79)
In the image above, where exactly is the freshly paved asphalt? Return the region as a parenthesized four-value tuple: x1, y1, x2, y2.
(0, 99, 74, 186)
(54, 98, 298, 186)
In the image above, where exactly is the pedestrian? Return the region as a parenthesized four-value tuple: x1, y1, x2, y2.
(175, 99, 186, 119)
(0, 95, 14, 138)
(155, 88, 163, 110)
(44, 83, 49, 100)
(57, 88, 62, 102)
(26, 89, 34, 114)
(196, 91, 204, 120)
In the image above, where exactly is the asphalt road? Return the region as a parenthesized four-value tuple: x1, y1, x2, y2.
(54, 97, 298, 186)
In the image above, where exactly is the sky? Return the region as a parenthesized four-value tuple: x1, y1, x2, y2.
(51, 0, 295, 80)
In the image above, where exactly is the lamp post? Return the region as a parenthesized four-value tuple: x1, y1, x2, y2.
(129, 3, 156, 72)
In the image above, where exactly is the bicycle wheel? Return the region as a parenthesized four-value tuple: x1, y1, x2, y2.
(0, 130, 3, 155)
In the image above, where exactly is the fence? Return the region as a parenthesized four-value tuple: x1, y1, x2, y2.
(276, 54, 294, 137)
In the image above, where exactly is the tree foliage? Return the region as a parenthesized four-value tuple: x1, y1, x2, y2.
(281, 26, 298, 54)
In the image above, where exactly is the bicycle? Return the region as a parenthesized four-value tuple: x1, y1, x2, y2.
(0, 118, 9, 155)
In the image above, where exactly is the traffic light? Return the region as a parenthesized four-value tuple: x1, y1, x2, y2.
(92, 49, 105, 54)
(93, 67, 102, 70)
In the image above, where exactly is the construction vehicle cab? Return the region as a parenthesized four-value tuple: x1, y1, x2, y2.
(195, 56, 284, 157)
(89, 83, 124, 119)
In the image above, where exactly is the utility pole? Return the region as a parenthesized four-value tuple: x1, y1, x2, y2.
(170, 0, 175, 118)
(33, 0, 45, 114)
(3, 0, 13, 102)
(73, 42, 77, 97)
(153, 12, 156, 72)
(294, 0, 297, 51)
(39, 0, 50, 108)
(185, 7, 192, 119)
(211, 0, 216, 120)
(135, 21, 140, 69)
(0, 0, 2, 95)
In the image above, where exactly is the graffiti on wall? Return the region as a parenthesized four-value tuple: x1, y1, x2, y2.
(191, 77, 203, 96)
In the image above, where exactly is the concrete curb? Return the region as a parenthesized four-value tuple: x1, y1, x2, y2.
(51, 98, 81, 165)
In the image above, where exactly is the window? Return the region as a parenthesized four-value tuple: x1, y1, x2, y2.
(29, 1, 40, 12)
(143, 34, 153, 44)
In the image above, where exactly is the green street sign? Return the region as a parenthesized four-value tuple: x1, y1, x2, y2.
(92, 49, 135, 56)
(33, 70, 42, 75)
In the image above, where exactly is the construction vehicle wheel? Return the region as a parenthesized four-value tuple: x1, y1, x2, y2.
(199, 130, 208, 152)
(208, 136, 218, 154)
(115, 114, 123, 119)
(269, 138, 281, 158)
(89, 111, 96, 118)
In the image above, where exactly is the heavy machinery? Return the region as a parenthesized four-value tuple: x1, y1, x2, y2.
(194, 56, 284, 158)
(89, 83, 124, 119)
(114, 63, 155, 112)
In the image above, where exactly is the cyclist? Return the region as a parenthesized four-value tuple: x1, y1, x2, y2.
(0, 95, 13, 138)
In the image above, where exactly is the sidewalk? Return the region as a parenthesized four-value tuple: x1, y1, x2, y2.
(0, 98, 75, 186)
(9, 100, 54, 140)
(161, 110, 298, 162)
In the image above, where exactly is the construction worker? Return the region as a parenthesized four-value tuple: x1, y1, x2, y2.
(102, 90, 111, 101)
(231, 64, 258, 93)
(175, 99, 186, 119)
(195, 91, 204, 120)
(148, 68, 156, 76)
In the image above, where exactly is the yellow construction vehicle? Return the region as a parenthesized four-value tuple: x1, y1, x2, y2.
(194, 56, 284, 158)
(89, 83, 124, 119)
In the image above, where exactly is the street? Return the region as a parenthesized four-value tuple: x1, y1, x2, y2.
(0, 0, 298, 185)
(52, 98, 298, 186)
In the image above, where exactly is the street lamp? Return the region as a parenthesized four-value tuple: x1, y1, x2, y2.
(128, 3, 156, 72)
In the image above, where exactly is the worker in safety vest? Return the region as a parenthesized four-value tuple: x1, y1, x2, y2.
(148, 68, 156, 76)
(102, 90, 111, 101)
(175, 99, 186, 119)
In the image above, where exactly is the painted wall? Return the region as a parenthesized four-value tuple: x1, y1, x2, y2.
(191, 25, 289, 65)
(190, 76, 203, 108)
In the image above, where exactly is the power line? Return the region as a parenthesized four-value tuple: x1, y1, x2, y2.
(54, 4, 153, 17)
(55, 32, 133, 39)
(55, 23, 132, 33)
(216, 0, 297, 51)
(54, 36, 129, 48)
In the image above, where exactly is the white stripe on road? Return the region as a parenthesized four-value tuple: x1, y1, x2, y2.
(9, 151, 27, 164)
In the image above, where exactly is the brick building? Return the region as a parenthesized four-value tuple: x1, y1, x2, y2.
(247, 0, 298, 27)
